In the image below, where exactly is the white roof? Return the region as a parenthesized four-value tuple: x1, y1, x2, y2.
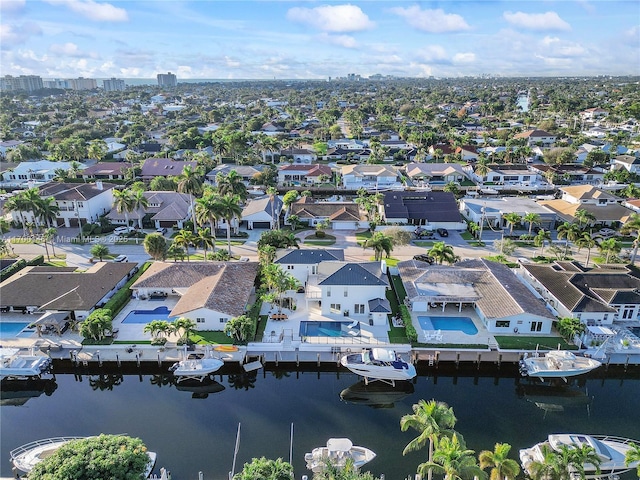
(587, 325, 615, 336)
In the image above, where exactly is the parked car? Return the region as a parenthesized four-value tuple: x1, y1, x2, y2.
(113, 255, 128, 262)
(413, 254, 435, 264)
(414, 228, 434, 239)
(436, 228, 449, 237)
(156, 227, 168, 235)
(113, 226, 134, 235)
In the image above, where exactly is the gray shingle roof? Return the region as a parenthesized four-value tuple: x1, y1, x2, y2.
(318, 262, 388, 286)
(368, 297, 391, 312)
(275, 249, 344, 264)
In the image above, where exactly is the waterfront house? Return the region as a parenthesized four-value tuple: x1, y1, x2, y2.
(537, 185, 633, 227)
(404, 163, 469, 186)
(398, 259, 555, 335)
(274, 249, 345, 287)
(107, 191, 193, 230)
(278, 164, 332, 186)
(0, 261, 137, 322)
(1, 160, 84, 188)
(529, 163, 605, 186)
(519, 261, 640, 327)
(205, 165, 264, 186)
(289, 197, 365, 230)
(81, 162, 129, 181)
(513, 129, 556, 148)
(131, 262, 260, 331)
(459, 196, 556, 232)
(305, 261, 390, 326)
(381, 191, 465, 230)
(279, 148, 317, 164)
(340, 164, 400, 190)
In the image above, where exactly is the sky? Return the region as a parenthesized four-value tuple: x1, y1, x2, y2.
(1, 0, 639, 80)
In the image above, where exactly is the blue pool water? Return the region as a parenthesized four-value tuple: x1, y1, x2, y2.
(299, 321, 361, 337)
(417, 316, 478, 335)
(0, 322, 34, 339)
(121, 306, 177, 324)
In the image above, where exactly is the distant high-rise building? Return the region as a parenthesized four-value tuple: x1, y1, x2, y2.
(43, 79, 70, 89)
(346, 73, 361, 82)
(70, 77, 97, 90)
(0, 75, 43, 92)
(103, 78, 126, 92)
(157, 72, 177, 87)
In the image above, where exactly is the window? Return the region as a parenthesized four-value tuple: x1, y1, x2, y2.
(496, 320, 511, 328)
(77, 202, 84, 208)
(354, 304, 365, 314)
(326, 287, 331, 297)
(530, 321, 543, 332)
(311, 265, 317, 274)
(196, 317, 205, 323)
(219, 317, 228, 323)
(622, 307, 634, 319)
(330, 303, 341, 314)
(598, 199, 607, 205)
(344, 287, 348, 297)
(287, 265, 294, 270)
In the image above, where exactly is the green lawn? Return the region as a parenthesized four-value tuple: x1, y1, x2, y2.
(304, 234, 336, 246)
(368, 256, 400, 266)
(459, 231, 474, 240)
(386, 290, 409, 343)
(494, 335, 575, 350)
(189, 331, 234, 344)
(355, 230, 372, 246)
(413, 241, 435, 247)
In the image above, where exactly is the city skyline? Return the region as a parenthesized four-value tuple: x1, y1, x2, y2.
(1, 0, 639, 80)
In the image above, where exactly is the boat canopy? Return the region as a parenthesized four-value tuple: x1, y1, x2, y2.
(327, 438, 353, 453)
(371, 349, 395, 362)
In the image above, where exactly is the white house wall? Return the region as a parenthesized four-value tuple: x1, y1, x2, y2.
(320, 284, 387, 317)
(178, 307, 231, 331)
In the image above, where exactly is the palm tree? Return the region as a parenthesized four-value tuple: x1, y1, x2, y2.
(22, 188, 43, 230)
(524, 212, 541, 236)
(560, 443, 602, 480)
(143, 233, 168, 261)
(217, 194, 243, 255)
(195, 192, 222, 244)
(479, 443, 520, 480)
(177, 165, 204, 232)
(130, 189, 149, 229)
(400, 399, 458, 480)
(44, 227, 57, 257)
(172, 317, 196, 344)
(428, 241, 457, 265)
(418, 434, 486, 480)
(90, 243, 110, 261)
(267, 186, 279, 229)
(624, 442, 640, 477)
(574, 208, 596, 230)
(363, 231, 394, 261)
(143, 320, 172, 342)
(197, 227, 215, 261)
(598, 238, 621, 264)
(4, 192, 29, 233)
(575, 232, 596, 267)
(534, 229, 552, 256)
(173, 229, 197, 261)
(527, 443, 564, 480)
(557, 222, 581, 257)
(216, 170, 248, 201)
(35, 196, 60, 229)
(621, 213, 640, 264)
(503, 212, 522, 236)
(112, 189, 134, 228)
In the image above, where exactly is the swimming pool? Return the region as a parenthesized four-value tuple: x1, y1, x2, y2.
(0, 322, 34, 339)
(121, 306, 177, 324)
(299, 321, 361, 338)
(417, 316, 478, 335)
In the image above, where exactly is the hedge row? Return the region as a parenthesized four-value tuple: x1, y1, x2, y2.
(27, 255, 44, 266)
(103, 262, 151, 317)
(399, 305, 418, 342)
(0, 259, 27, 281)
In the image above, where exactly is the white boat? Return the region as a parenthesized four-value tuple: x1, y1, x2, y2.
(0, 348, 52, 380)
(10, 436, 157, 476)
(520, 434, 640, 479)
(340, 348, 416, 385)
(519, 350, 601, 381)
(305, 438, 376, 473)
(169, 358, 224, 382)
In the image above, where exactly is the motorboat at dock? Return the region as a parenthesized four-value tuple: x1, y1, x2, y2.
(0, 347, 52, 380)
(305, 438, 376, 473)
(169, 357, 224, 383)
(520, 434, 640, 479)
(519, 350, 601, 381)
(340, 348, 416, 385)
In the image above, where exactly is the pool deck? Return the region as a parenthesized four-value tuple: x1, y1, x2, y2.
(412, 307, 493, 346)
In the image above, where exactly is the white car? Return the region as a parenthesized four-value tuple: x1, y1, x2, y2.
(113, 226, 134, 235)
(113, 255, 128, 262)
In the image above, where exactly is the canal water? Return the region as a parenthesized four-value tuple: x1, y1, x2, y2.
(1, 363, 639, 480)
(517, 94, 529, 113)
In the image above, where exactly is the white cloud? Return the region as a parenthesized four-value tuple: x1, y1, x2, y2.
(318, 33, 358, 49)
(503, 11, 571, 31)
(0, 22, 42, 47)
(0, 0, 26, 13)
(45, 0, 128, 22)
(225, 56, 241, 68)
(416, 45, 448, 62)
(49, 42, 97, 58)
(539, 37, 586, 58)
(286, 4, 374, 33)
(453, 52, 476, 64)
(390, 6, 470, 33)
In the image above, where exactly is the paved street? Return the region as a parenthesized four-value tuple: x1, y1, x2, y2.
(5, 225, 592, 267)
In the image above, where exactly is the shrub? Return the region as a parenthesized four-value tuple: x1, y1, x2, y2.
(27, 255, 44, 266)
(399, 305, 418, 342)
(0, 259, 27, 281)
(103, 262, 151, 316)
